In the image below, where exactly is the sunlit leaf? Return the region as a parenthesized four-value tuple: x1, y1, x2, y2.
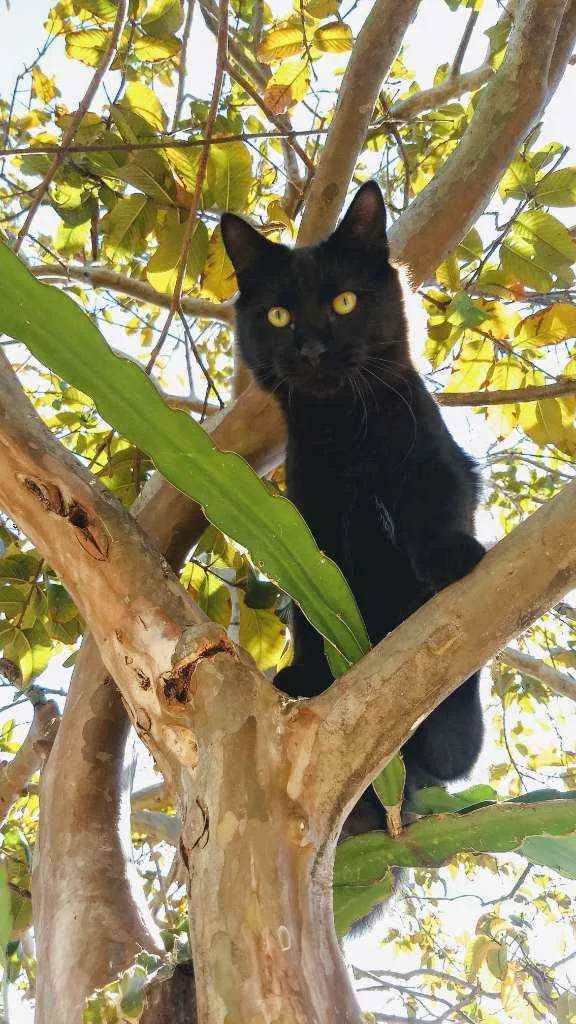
(264, 60, 310, 113)
(141, 0, 184, 38)
(202, 226, 237, 300)
(207, 142, 252, 212)
(313, 21, 353, 52)
(146, 212, 208, 292)
(534, 166, 576, 207)
(257, 26, 304, 62)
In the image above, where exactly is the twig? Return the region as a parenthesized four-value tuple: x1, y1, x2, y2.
(14, 0, 128, 252)
(146, 0, 228, 371)
(0, 126, 328, 159)
(451, 9, 480, 78)
(171, 0, 196, 131)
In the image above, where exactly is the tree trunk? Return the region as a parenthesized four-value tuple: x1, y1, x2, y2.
(183, 721, 360, 1023)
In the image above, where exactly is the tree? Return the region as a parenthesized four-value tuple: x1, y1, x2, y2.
(1, 0, 576, 1020)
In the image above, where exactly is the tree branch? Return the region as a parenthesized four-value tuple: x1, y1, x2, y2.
(499, 645, 576, 702)
(14, 0, 128, 252)
(30, 263, 235, 325)
(386, 63, 492, 124)
(304, 479, 576, 833)
(437, 378, 576, 406)
(389, 0, 576, 286)
(297, 0, 421, 245)
(0, 700, 59, 825)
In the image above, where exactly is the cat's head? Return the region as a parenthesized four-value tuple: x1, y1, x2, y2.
(221, 181, 409, 400)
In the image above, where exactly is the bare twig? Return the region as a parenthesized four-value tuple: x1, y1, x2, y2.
(0, 126, 328, 159)
(146, 0, 228, 371)
(451, 9, 480, 77)
(172, 0, 196, 132)
(14, 0, 128, 252)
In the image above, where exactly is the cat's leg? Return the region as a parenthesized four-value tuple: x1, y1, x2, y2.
(402, 670, 483, 787)
(274, 604, 333, 698)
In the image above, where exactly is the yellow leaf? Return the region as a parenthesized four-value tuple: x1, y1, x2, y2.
(121, 82, 167, 132)
(515, 303, 576, 348)
(263, 60, 309, 113)
(202, 227, 237, 301)
(133, 34, 180, 61)
(313, 21, 353, 52)
(258, 26, 304, 62)
(519, 395, 576, 455)
(444, 338, 495, 394)
(31, 67, 58, 104)
(239, 594, 287, 671)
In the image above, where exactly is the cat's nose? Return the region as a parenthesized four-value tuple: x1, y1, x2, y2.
(300, 340, 326, 367)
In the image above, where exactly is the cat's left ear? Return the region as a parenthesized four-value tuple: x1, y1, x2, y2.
(333, 180, 387, 247)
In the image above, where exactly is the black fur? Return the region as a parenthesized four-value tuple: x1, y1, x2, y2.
(221, 181, 485, 841)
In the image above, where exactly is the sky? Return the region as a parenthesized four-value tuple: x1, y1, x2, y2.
(1, 0, 575, 1020)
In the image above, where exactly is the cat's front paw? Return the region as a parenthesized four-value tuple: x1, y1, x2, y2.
(413, 531, 485, 590)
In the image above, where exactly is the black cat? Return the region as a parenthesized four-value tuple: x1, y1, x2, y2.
(221, 181, 485, 840)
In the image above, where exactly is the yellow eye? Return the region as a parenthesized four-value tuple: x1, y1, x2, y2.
(332, 291, 357, 315)
(267, 306, 291, 328)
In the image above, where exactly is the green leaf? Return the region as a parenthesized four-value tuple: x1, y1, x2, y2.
(146, 212, 209, 293)
(519, 834, 576, 878)
(333, 866, 395, 936)
(112, 151, 176, 204)
(499, 157, 535, 201)
(372, 756, 406, 809)
(133, 33, 180, 61)
(335, 795, 576, 878)
(534, 166, 576, 207)
(501, 240, 552, 292)
(0, 245, 370, 672)
(207, 143, 252, 213)
(446, 292, 487, 328)
(101, 195, 156, 257)
(407, 784, 499, 815)
(141, 0, 184, 38)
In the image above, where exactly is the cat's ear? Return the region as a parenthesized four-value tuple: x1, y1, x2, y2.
(334, 180, 387, 246)
(221, 213, 281, 276)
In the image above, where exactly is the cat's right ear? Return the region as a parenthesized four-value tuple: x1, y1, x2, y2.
(221, 213, 279, 277)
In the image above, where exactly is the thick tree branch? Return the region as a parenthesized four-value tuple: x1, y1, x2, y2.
(14, 0, 128, 251)
(297, 0, 421, 245)
(303, 479, 576, 834)
(499, 645, 576, 702)
(389, 0, 576, 286)
(33, 648, 164, 1024)
(30, 264, 235, 325)
(0, 700, 58, 825)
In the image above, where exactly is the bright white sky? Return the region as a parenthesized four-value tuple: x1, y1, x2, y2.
(1, 1, 575, 1020)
